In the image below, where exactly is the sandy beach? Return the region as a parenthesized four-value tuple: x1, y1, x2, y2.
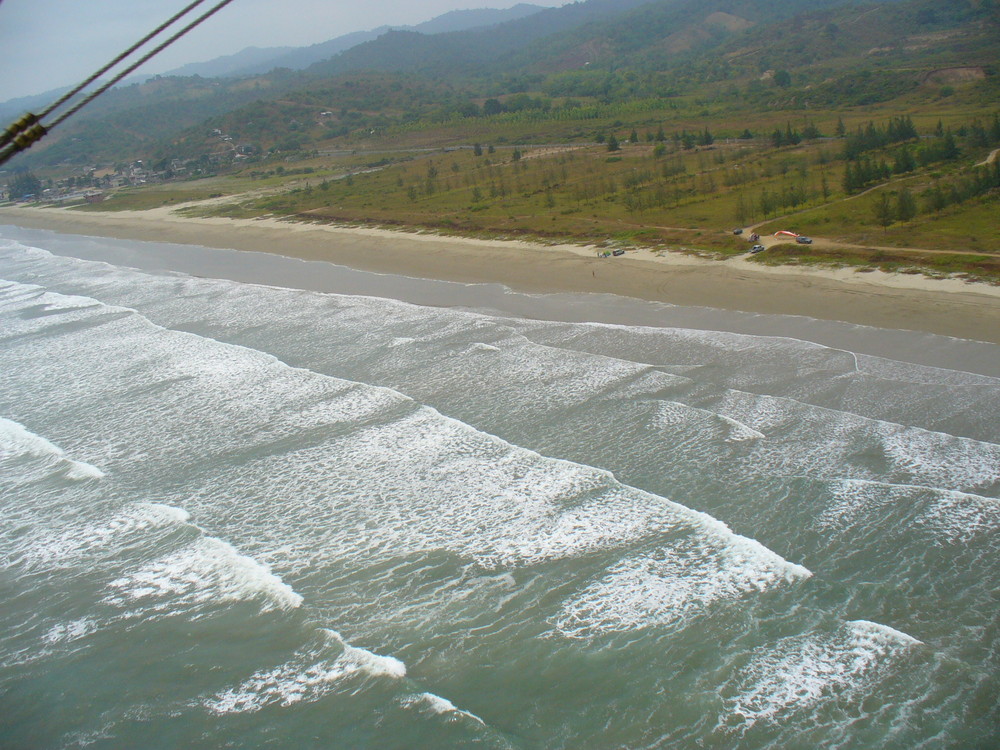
(3, 203, 1000, 344)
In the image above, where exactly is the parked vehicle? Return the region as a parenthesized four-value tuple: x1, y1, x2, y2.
(750, 245, 765, 253)
(795, 236, 813, 244)
(732, 228, 744, 235)
(612, 248, 626, 256)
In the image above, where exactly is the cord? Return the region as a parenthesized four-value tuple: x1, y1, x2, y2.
(0, 0, 237, 166)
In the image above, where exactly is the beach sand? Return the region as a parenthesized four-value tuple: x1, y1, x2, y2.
(3, 203, 1000, 344)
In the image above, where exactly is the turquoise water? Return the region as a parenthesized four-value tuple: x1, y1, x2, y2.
(1, 229, 998, 748)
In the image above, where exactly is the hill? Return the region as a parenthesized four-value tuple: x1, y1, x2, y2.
(160, 4, 549, 80)
(306, 0, 656, 79)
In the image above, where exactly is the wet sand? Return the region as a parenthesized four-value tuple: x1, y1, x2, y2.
(3, 204, 1000, 344)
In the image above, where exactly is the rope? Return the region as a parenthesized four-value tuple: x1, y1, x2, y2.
(37, 0, 210, 123)
(0, 0, 237, 166)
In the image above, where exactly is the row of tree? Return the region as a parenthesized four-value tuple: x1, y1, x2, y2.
(842, 116, 918, 160)
(843, 134, 961, 194)
(5, 171, 42, 200)
(872, 161, 1000, 228)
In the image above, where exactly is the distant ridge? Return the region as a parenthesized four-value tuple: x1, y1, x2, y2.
(306, 0, 655, 78)
(159, 4, 548, 80)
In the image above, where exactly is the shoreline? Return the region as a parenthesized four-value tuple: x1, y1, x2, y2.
(3, 203, 1000, 344)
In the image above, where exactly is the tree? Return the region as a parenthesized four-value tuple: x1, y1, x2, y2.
(896, 188, 917, 222)
(784, 122, 801, 145)
(872, 193, 895, 231)
(607, 134, 620, 152)
(940, 132, 959, 160)
(473, 142, 483, 156)
(483, 98, 503, 116)
(773, 70, 791, 88)
(893, 146, 916, 174)
(7, 170, 42, 200)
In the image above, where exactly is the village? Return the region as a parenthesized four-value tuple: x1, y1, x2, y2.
(1, 127, 259, 204)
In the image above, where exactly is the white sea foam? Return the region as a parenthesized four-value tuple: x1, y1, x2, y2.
(466, 342, 501, 354)
(0, 239, 55, 259)
(42, 618, 98, 644)
(652, 402, 764, 442)
(553, 533, 811, 638)
(654, 401, 692, 427)
(0, 415, 63, 458)
(294, 383, 407, 428)
(63, 460, 107, 480)
(205, 629, 404, 714)
(105, 536, 302, 612)
(916, 489, 1000, 542)
(848, 619, 923, 646)
(723, 620, 922, 732)
(308, 407, 680, 569)
(819, 479, 1000, 543)
(718, 415, 766, 442)
(879, 429, 1000, 491)
(22, 503, 191, 565)
(714, 389, 1000, 492)
(401, 692, 487, 725)
(0, 416, 104, 479)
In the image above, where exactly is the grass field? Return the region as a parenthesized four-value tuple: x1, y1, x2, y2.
(65, 88, 1000, 283)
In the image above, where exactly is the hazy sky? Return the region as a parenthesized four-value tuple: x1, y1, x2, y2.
(0, 0, 567, 103)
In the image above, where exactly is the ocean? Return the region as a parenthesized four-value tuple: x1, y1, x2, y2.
(1, 225, 997, 749)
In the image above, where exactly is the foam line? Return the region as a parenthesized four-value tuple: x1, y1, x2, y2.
(847, 619, 923, 646)
(0, 416, 104, 479)
(520, 318, 1000, 385)
(311, 404, 813, 579)
(20, 502, 191, 566)
(655, 403, 766, 441)
(722, 619, 923, 733)
(204, 629, 405, 715)
(42, 618, 98, 645)
(553, 531, 811, 638)
(105, 536, 302, 612)
(819, 478, 999, 543)
(401, 692, 487, 725)
(711, 389, 1000, 491)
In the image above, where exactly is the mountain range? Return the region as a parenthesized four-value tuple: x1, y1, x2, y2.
(156, 4, 549, 80)
(2, 0, 996, 169)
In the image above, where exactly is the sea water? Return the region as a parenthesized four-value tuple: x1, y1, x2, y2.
(0, 225, 997, 749)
